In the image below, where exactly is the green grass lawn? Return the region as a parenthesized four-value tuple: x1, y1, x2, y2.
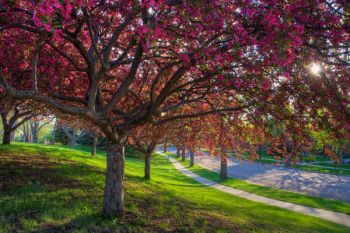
(314, 162, 350, 169)
(235, 151, 350, 176)
(0, 143, 349, 232)
(166, 152, 350, 215)
(293, 164, 350, 176)
(253, 158, 350, 176)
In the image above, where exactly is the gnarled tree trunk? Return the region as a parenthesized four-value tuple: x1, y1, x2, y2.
(189, 150, 194, 167)
(23, 122, 31, 142)
(181, 147, 186, 161)
(163, 141, 167, 152)
(338, 148, 344, 164)
(103, 140, 125, 218)
(2, 128, 11, 145)
(258, 144, 263, 160)
(30, 121, 39, 143)
(71, 128, 76, 147)
(91, 135, 98, 156)
(176, 146, 180, 158)
(220, 154, 227, 179)
(284, 156, 292, 168)
(144, 152, 151, 179)
(10, 131, 15, 142)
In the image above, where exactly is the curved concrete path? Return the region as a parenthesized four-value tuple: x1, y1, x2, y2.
(195, 156, 350, 203)
(162, 154, 350, 227)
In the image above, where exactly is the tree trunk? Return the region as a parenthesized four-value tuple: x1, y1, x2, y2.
(23, 122, 31, 142)
(32, 132, 38, 143)
(176, 147, 180, 158)
(71, 129, 76, 147)
(144, 152, 151, 179)
(103, 141, 125, 218)
(2, 128, 11, 145)
(163, 142, 167, 152)
(220, 154, 227, 179)
(190, 150, 194, 167)
(181, 147, 186, 161)
(10, 131, 15, 142)
(338, 148, 344, 164)
(258, 144, 263, 159)
(31, 122, 38, 143)
(91, 136, 97, 156)
(284, 156, 292, 168)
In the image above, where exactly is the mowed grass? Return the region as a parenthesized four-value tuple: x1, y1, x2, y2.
(315, 163, 350, 169)
(0, 144, 349, 233)
(167, 152, 350, 215)
(244, 154, 350, 176)
(293, 164, 350, 176)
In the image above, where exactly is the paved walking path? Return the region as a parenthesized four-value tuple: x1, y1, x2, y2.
(196, 156, 350, 202)
(164, 147, 350, 202)
(161, 153, 350, 227)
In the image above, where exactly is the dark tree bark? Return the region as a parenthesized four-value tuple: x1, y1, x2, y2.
(30, 121, 39, 143)
(144, 152, 151, 179)
(103, 140, 125, 218)
(338, 148, 344, 164)
(91, 135, 98, 156)
(2, 128, 11, 145)
(23, 122, 32, 142)
(10, 131, 15, 142)
(220, 154, 227, 179)
(181, 147, 186, 161)
(284, 156, 292, 168)
(32, 130, 38, 143)
(176, 146, 180, 158)
(189, 150, 194, 167)
(258, 144, 263, 160)
(163, 141, 167, 152)
(71, 128, 76, 147)
(1, 110, 32, 145)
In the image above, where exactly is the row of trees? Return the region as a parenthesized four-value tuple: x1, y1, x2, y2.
(0, 0, 349, 218)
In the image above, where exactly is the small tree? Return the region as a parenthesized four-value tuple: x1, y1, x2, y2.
(0, 97, 34, 144)
(128, 124, 165, 179)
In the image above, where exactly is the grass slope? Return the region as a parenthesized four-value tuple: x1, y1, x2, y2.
(0, 143, 348, 233)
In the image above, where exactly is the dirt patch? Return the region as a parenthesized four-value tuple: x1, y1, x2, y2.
(0, 152, 85, 193)
(33, 222, 77, 233)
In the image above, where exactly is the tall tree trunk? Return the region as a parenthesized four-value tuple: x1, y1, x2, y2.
(181, 147, 186, 161)
(258, 144, 263, 159)
(23, 122, 31, 142)
(220, 153, 227, 179)
(31, 122, 38, 143)
(284, 156, 292, 168)
(176, 147, 180, 158)
(32, 131, 38, 143)
(338, 148, 344, 164)
(2, 128, 11, 145)
(163, 141, 167, 152)
(10, 130, 15, 142)
(144, 152, 151, 179)
(103, 140, 125, 218)
(71, 128, 76, 147)
(91, 136, 98, 156)
(189, 150, 194, 167)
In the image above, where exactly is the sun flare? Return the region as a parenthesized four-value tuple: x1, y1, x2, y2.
(310, 63, 322, 75)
